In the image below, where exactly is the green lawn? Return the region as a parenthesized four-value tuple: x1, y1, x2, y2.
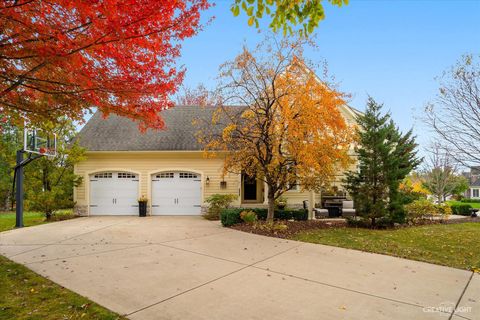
(0, 210, 74, 233)
(447, 200, 480, 208)
(292, 223, 480, 270)
(0, 255, 125, 320)
(0, 210, 124, 319)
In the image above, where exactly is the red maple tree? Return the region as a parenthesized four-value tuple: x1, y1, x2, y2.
(0, 0, 210, 130)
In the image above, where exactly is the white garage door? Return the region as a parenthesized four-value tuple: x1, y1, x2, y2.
(151, 171, 202, 215)
(89, 172, 139, 215)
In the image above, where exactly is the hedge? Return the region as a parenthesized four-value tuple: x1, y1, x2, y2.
(220, 208, 243, 227)
(461, 199, 480, 203)
(220, 208, 308, 226)
(450, 204, 472, 216)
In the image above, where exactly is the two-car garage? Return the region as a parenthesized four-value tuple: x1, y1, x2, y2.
(89, 171, 202, 216)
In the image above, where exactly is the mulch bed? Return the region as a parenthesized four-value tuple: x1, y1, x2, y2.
(230, 216, 480, 239)
(230, 219, 347, 239)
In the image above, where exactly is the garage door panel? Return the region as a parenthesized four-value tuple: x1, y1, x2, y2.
(89, 172, 139, 215)
(151, 171, 201, 215)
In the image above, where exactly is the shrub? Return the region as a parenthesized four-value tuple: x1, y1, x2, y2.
(220, 207, 309, 226)
(204, 194, 238, 220)
(450, 203, 472, 216)
(220, 208, 243, 227)
(252, 208, 268, 220)
(405, 199, 436, 222)
(405, 199, 453, 223)
(291, 209, 308, 221)
(461, 198, 480, 203)
(275, 196, 287, 210)
(240, 210, 257, 224)
(274, 210, 293, 220)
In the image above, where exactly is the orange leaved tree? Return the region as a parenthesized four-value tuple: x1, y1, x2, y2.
(199, 38, 354, 220)
(0, 0, 210, 129)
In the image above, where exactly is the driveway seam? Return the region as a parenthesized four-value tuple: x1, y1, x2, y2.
(21, 230, 235, 265)
(448, 272, 474, 320)
(249, 264, 447, 314)
(7, 218, 137, 258)
(126, 243, 304, 317)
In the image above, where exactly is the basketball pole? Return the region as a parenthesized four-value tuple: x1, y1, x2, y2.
(13, 149, 43, 229)
(15, 150, 24, 228)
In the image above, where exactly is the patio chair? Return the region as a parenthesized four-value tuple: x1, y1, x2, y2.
(303, 200, 329, 219)
(341, 200, 356, 217)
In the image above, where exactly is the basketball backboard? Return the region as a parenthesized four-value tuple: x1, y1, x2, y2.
(24, 128, 56, 157)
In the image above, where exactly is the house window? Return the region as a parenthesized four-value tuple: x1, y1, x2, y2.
(118, 172, 136, 179)
(473, 189, 479, 198)
(156, 172, 174, 179)
(94, 172, 113, 178)
(179, 172, 198, 179)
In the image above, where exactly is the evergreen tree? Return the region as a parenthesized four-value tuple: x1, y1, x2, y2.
(344, 98, 421, 226)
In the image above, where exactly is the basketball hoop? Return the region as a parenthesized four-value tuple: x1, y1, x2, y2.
(24, 128, 57, 157)
(13, 128, 57, 228)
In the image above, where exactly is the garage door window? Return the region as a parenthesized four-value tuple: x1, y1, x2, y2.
(157, 172, 174, 178)
(179, 172, 198, 179)
(118, 172, 137, 179)
(94, 172, 113, 178)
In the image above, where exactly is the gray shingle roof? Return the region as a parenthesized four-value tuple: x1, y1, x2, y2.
(76, 105, 222, 151)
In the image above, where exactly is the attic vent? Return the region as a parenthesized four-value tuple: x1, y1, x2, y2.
(179, 172, 198, 179)
(118, 172, 136, 179)
(94, 172, 113, 178)
(157, 172, 174, 178)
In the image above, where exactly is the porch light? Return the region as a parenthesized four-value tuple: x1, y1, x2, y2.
(206, 176, 210, 185)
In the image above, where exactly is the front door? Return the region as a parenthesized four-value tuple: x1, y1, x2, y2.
(243, 174, 257, 201)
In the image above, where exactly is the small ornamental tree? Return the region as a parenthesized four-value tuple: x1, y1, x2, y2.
(199, 38, 354, 221)
(422, 145, 469, 203)
(0, 0, 210, 129)
(24, 120, 86, 220)
(344, 98, 421, 226)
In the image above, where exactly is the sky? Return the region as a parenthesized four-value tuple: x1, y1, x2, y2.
(177, 0, 480, 153)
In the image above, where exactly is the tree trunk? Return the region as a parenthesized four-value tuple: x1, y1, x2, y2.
(267, 196, 275, 222)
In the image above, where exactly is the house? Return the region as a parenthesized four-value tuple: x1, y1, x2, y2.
(73, 104, 359, 216)
(463, 166, 480, 199)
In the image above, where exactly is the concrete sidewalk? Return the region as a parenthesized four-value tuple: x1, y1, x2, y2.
(0, 216, 477, 320)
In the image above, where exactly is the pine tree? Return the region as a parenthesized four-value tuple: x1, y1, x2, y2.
(344, 98, 421, 226)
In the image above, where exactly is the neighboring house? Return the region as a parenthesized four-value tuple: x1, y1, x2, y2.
(73, 104, 359, 216)
(463, 166, 480, 199)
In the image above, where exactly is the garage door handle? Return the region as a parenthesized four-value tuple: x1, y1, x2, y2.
(152, 205, 159, 207)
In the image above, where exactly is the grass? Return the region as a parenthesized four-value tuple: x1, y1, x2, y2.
(0, 209, 123, 319)
(447, 200, 480, 208)
(0, 209, 75, 233)
(292, 222, 480, 270)
(0, 255, 125, 320)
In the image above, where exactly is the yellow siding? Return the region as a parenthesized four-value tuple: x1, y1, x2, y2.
(74, 150, 357, 213)
(74, 151, 241, 211)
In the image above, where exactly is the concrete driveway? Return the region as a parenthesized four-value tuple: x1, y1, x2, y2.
(0, 217, 477, 320)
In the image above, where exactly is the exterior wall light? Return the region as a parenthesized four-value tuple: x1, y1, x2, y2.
(206, 176, 210, 185)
